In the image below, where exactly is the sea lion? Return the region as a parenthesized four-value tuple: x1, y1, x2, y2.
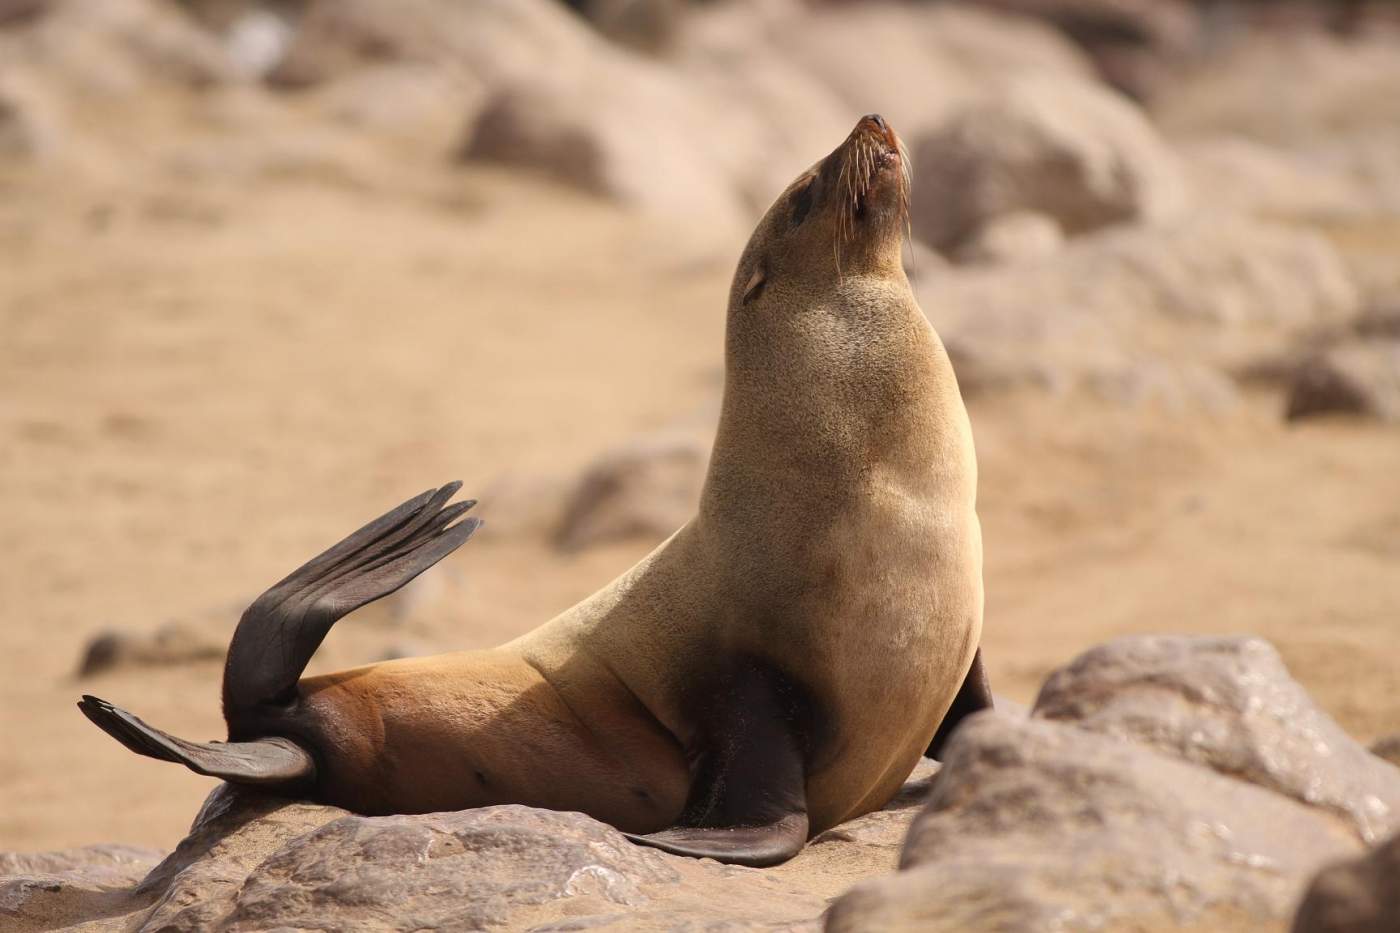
(79, 114, 990, 867)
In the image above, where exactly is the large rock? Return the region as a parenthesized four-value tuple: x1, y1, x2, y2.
(0, 68, 61, 161)
(1155, 32, 1400, 214)
(76, 621, 225, 677)
(1175, 136, 1368, 222)
(910, 74, 1188, 253)
(1286, 339, 1400, 423)
(1034, 636, 1400, 845)
(1, 763, 952, 929)
(771, 1, 1090, 140)
(829, 634, 1395, 931)
(828, 712, 1362, 932)
(267, 0, 591, 90)
(1293, 830, 1400, 933)
(921, 216, 1358, 405)
(0, 844, 163, 932)
(555, 430, 708, 551)
(969, 0, 1201, 100)
(3, 0, 237, 93)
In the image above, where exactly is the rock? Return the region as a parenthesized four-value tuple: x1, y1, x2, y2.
(1286, 339, 1400, 423)
(0, 844, 163, 932)
(77, 622, 226, 677)
(1176, 136, 1368, 221)
(461, 47, 759, 240)
(770, 1, 1089, 141)
(10, 763, 950, 929)
(827, 710, 1363, 932)
(922, 216, 1358, 405)
(771, 2, 979, 138)
(1370, 734, 1400, 769)
(1155, 32, 1400, 214)
(555, 431, 707, 551)
(1034, 636, 1400, 845)
(578, 0, 684, 55)
(911, 74, 1188, 253)
(309, 63, 480, 152)
(1292, 830, 1400, 933)
(0, 69, 61, 161)
(969, 0, 1202, 101)
(952, 210, 1065, 265)
(268, 0, 593, 91)
(0, 0, 237, 99)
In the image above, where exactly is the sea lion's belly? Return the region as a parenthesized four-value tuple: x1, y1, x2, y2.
(294, 650, 689, 832)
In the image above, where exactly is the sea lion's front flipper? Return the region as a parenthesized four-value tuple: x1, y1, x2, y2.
(78, 695, 314, 785)
(624, 660, 811, 868)
(623, 813, 808, 868)
(924, 646, 994, 760)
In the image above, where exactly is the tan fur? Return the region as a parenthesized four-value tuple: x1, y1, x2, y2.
(294, 117, 983, 838)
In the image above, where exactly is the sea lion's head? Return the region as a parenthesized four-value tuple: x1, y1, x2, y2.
(729, 113, 912, 313)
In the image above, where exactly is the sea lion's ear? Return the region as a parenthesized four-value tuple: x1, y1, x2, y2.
(742, 263, 766, 305)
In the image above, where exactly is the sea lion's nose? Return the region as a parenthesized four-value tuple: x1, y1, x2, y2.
(858, 113, 896, 146)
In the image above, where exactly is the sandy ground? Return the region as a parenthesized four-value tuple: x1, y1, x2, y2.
(2, 157, 1398, 855)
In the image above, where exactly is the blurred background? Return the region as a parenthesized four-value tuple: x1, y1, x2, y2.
(2, 0, 1398, 853)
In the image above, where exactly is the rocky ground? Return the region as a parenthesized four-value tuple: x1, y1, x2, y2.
(2, 0, 1399, 930)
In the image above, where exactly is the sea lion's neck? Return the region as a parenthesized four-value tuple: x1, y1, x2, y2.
(701, 274, 962, 523)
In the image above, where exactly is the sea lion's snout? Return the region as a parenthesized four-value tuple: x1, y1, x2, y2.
(857, 113, 897, 149)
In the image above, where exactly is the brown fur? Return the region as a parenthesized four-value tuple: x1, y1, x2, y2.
(244, 116, 983, 841)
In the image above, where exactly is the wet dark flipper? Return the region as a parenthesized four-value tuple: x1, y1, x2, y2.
(925, 646, 994, 761)
(77, 695, 315, 785)
(223, 482, 481, 716)
(624, 660, 811, 868)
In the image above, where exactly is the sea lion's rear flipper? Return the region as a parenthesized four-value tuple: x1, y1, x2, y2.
(925, 646, 994, 760)
(222, 482, 481, 716)
(77, 695, 314, 785)
(624, 661, 811, 868)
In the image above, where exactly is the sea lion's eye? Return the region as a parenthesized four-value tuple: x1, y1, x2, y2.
(742, 264, 766, 304)
(789, 176, 815, 228)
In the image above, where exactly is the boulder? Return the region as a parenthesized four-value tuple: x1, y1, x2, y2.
(0, 68, 61, 161)
(1, 762, 952, 929)
(0, 844, 163, 932)
(1034, 636, 1400, 845)
(771, 1, 1089, 140)
(267, 0, 593, 90)
(77, 622, 225, 677)
(952, 210, 1064, 265)
(1292, 831, 1400, 933)
(1155, 32, 1400, 214)
(921, 216, 1358, 405)
(830, 634, 1397, 931)
(1286, 339, 1400, 423)
(461, 44, 761, 240)
(555, 430, 708, 551)
(968, 0, 1202, 101)
(1175, 136, 1368, 221)
(910, 74, 1188, 253)
(827, 711, 1362, 932)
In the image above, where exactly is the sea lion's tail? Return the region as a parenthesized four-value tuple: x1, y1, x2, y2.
(77, 482, 480, 785)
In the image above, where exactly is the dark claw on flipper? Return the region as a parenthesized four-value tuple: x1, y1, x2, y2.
(623, 813, 809, 868)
